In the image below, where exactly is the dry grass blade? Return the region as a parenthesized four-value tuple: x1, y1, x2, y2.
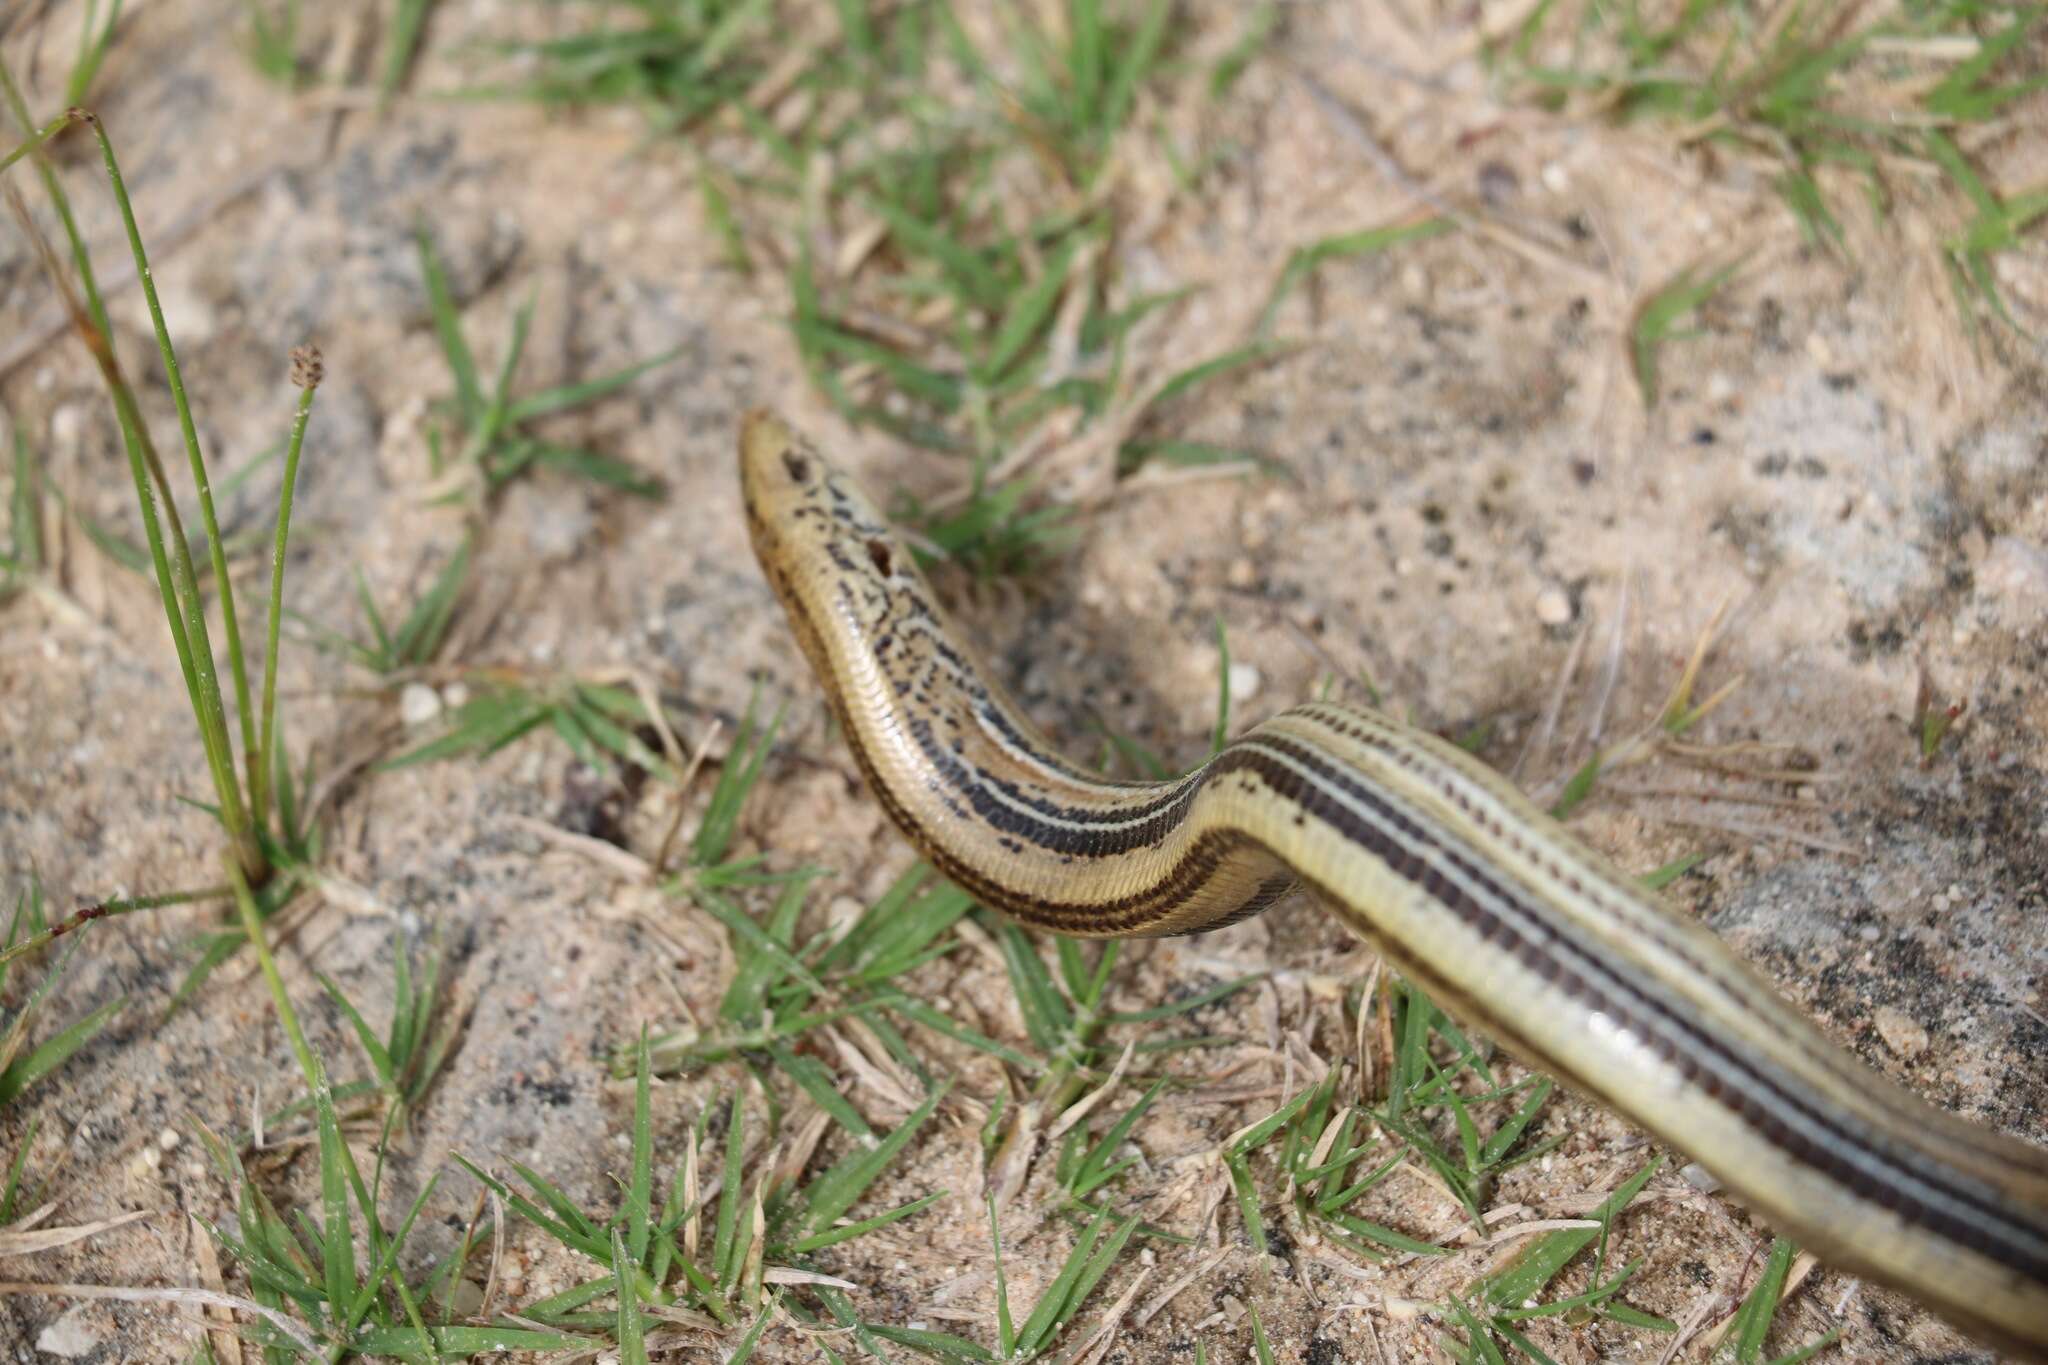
(188, 1213, 244, 1365)
(0, 1282, 322, 1354)
(1133, 1246, 1233, 1327)
(0, 1207, 148, 1255)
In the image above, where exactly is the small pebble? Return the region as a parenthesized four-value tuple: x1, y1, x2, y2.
(1873, 1005, 1929, 1060)
(1227, 661, 1262, 702)
(50, 403, 86, 454)
(399, 682, 443, 727)
(1535, 587, 1572, 626)
(36, 1305, 101, 1359)
(1476, 160, 1520, 206)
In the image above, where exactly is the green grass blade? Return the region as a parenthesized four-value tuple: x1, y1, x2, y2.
(995, 923, 1069, 1051)
(786, 1189, 944, 1255)
(1631, 262, 1737, 407)
(713, 1094, 747, 1284)
(0, 996, 124, 1106)
(1097, 0, 1172, 152)
(799, 1082, 947, 1237)
(1475, 1157, 1662, 1310)
(503, 344, 687, 424)
(1260, 218, 1453, 334)
(7, 418, 40, 575)
(418, 225, 482, 419)
(627, 1030, 654, 1266)
(391, 533, 472, 667)
(314, 971, 397, 1087)
(692, 694, 783, 867)
(252, 371, 317, 831)
(0, 1115, 37, 1222)
(379, 0, 438, 102)
(614, 1227, 648, 1365)
(979, 236, 1079, 383)
(1729, 1236, 1797, 1361)
(315, 1058, 356, 1323)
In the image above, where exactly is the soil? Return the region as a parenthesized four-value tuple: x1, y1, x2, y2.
(1, 2, 2045, 1362)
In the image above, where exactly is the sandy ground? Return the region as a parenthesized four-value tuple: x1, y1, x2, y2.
(1, 1, 2046, 1361)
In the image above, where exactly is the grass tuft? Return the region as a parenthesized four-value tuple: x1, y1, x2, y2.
(414, 225, 681, 505)
(471, 0, 1284, 576)
(1631, 261, 1740, 408)
(242, 0, 303, 87)
(0, 877, 125, 1113)
(1496, 0, 2048, 335)
(2, 88, 338, 1003)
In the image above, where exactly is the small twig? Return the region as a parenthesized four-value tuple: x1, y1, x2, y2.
(1655, 1288, 1730, 1365)
(1585, 574, 1632, 745)
(508, 814, 652, 881)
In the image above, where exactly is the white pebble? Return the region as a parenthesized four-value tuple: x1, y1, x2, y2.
(1227, 661, 1262, 701)
(1680, 1161, 1723, 1192)
(1873, 1006, 1929, 1060)
(399, 682, 443, 727)
(1535, 587, 1572, 626)
(36, 1305, 101, 1358)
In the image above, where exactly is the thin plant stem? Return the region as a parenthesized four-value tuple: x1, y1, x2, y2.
(0, 113, 243, 865)
(9, 206, 248, 870)
(0, 885, 229, 972)
(2, 92, 259, 875)
(254, 356, 321, 831)
(77, 111, 263, 873)
(0, 98, 112, 356)
(226, 854, 318, 1084)
(0, 112, 72, 175)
